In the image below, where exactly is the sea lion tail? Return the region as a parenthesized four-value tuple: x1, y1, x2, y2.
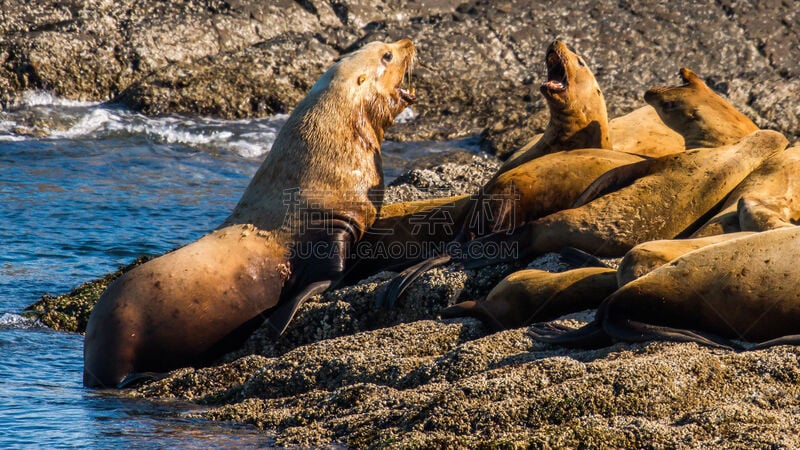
(376, 254, 453, 308)
(750, 335, 800, 350)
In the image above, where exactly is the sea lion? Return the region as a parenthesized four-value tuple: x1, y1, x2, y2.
(499, 40, 611, 175)
(535, 226, 800, 349)
(644, 67, 758, 149)
(462, 130, 787, 264)
(462, 149, 644, 238)
(442, 267, 617, 331)
(616, 232, 754, 286)
(692, 146, 800, 237)
(506, 105, 686, 163)
(83, 39, 417, 388)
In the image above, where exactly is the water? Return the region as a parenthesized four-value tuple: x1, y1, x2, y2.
(0, 92, 479, 447)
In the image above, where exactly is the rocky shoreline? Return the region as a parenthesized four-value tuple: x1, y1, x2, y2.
(24, 153, 800, 448)
(2, 1, 800, 156)
(12, 1, 800, 447)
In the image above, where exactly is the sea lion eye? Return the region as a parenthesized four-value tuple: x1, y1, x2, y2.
(382, 52, 393, 63)
(578, 58, 586, 67)
(663, 101, 678, 111)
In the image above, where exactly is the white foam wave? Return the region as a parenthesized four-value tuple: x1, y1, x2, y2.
(0, 313, 45, 330)
(2, 92, 287, 158)
(19, 90, 101, 108)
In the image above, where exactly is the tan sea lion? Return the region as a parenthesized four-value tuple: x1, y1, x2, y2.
(499, 40, 611, 174)
(644, 67, 758, 149)
(617, 232, 754, 286)
(535, 226, 800, 349)
(442, 267, 617, 331)
(692, 146, 800, 237)
(83, 39, 417, 388)
(462, 130, 787, 264)
(462, 149, 644, 238)
(506, 105, 686, 163)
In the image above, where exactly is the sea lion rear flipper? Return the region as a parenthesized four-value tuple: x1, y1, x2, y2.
(751, 335, 800, 350)
(605, 317, 742, 350)
(376, 254, 453, 308)
(530, 320, 613, 349)
(558, 247, 610, 268)
(117, 372, 168, 389)
(572, 159, 657, 207)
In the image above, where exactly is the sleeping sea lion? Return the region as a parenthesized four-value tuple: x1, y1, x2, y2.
(83, 39, 417, 388)
(616, 232, 754, 286)
(534, 226, 800, 349)
(692, 146, 800, 237)
(644, 67, 758, 149)
(462, 130, 787, 263)
(442, 267, 617, 331)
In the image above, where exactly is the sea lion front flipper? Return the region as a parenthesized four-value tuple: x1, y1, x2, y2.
(572, 159, 656, 207)
(264, 280, 332, 338)
(264, 218, 358, 337)
(376, 254, 453, 308)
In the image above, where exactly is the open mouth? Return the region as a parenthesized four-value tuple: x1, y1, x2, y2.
(398, 63, 417, 104)
(542, 50, 568, 93)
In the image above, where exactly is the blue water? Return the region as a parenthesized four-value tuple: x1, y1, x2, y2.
(0, 93, 477, 447)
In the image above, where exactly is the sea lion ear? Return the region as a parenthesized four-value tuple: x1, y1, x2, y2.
(357, 74, 367, 86)
(679, 67, 701, 86)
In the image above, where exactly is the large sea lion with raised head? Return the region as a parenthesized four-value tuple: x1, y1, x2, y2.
(534, 226, 800, 349)
(84, 39, 417, 388)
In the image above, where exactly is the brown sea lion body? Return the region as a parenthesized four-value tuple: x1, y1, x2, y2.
(539, 227, 800, 349)
(464, 130, 788, 262)
(84, 39, 417, 388)
(617, 232, 754, 286)
(463, 149, 644, 237)
(442, 267, 617, 331)
(692, 146, 800, 237)
(644, 67, 758, 149)
(499, 41, 611, 175)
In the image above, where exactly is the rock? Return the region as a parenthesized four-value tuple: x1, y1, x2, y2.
(3, 0, 800, 153)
